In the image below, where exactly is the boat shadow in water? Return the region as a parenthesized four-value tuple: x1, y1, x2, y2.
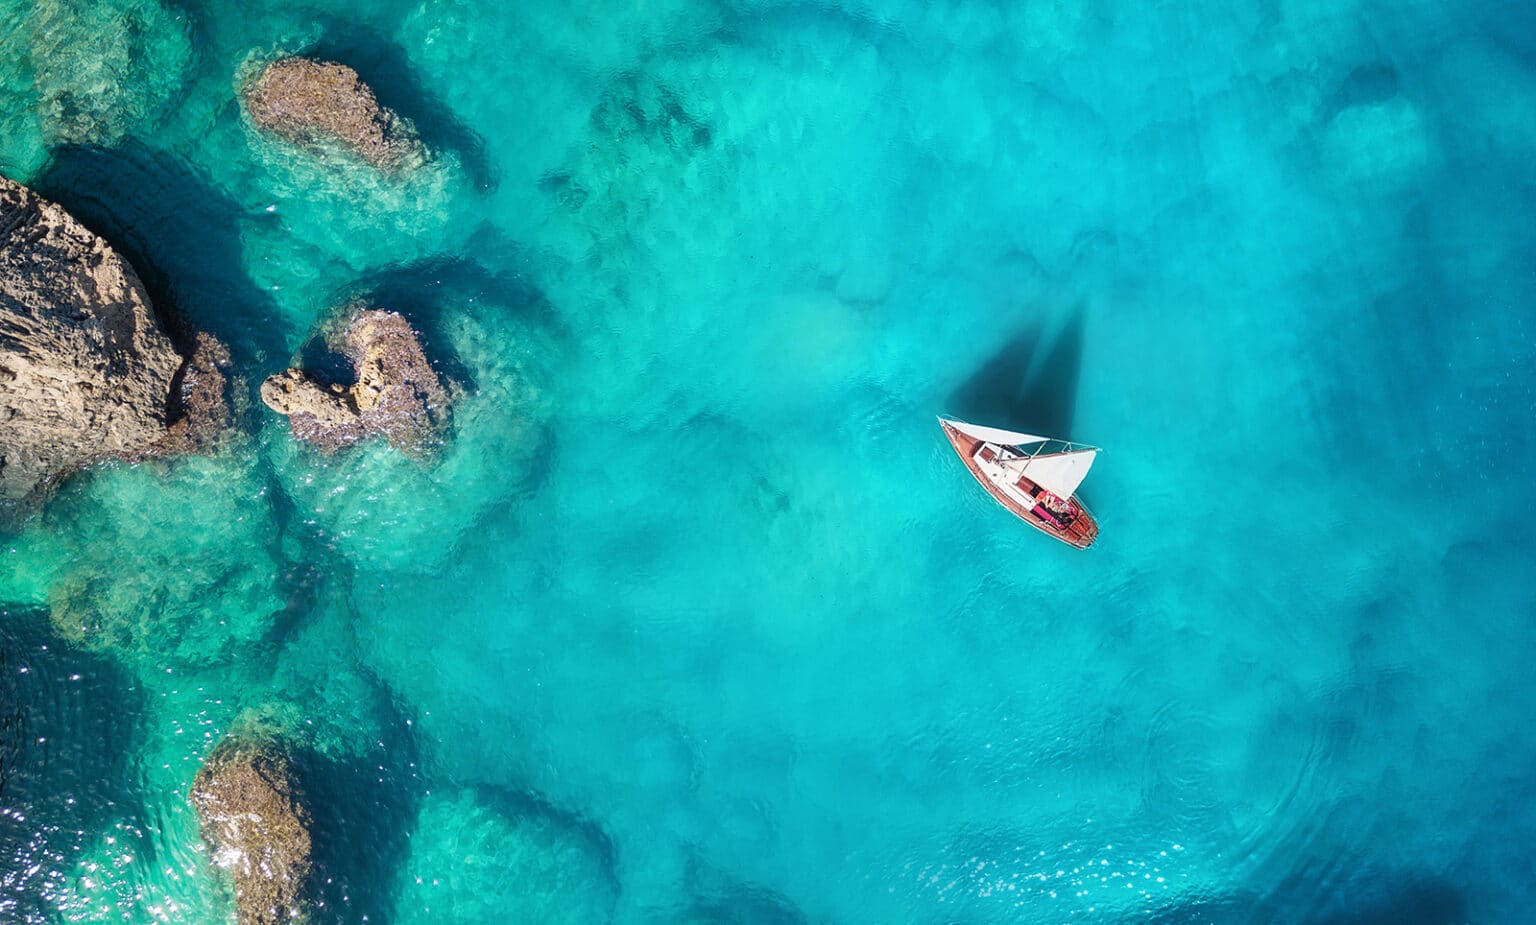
(946, 306, 1086, 442)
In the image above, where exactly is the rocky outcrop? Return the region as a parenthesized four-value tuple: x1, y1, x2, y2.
(0, 176, 230, 508)
(243, 57, 427, 171)
(159, 332, 234, 455)
(191, 736, 313, 925)
(262, 309, 449, 453)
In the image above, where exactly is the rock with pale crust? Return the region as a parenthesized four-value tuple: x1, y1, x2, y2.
(261, 309, 449, 452)
(243, 57, 426, 171)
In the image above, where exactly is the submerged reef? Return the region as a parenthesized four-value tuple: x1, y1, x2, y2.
(25, 0, 195, 150)
(243, 56, 428, 171)
(191, 735, 314, 925)
(0, 176, 231, 511)
(40, 456, 290, 670)
(393, 787, 618, 925)
(262, 308, 451, 453)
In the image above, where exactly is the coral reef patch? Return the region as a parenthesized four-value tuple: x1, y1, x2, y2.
(393, 787, 618, 925)
(41, 456, 290, 670)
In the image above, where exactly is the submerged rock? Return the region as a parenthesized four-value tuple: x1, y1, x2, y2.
(44, 455, 288, 670)
(191, 736, 313, 925)
(243, 57, 427, 171)
(393, 787, 618, 925)
(262, 309, 450, 453)
(0, 176, 230, 509)
(27, 0, 195, 150)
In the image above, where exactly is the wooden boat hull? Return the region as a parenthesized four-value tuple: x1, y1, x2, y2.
(940, 419, 1099, 549)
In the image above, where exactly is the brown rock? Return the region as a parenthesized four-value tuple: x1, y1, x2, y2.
(158, 332, 235, 455)
(243, 57, 426, 172)
(190, 737, 313, 925)
(0, 176, 231, 509)
(261, 309, 449, 453)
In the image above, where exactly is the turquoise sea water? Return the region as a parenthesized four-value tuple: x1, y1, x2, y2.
(2, 0, 1535, 922)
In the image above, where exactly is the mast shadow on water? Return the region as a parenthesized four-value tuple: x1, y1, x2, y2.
(946, 305, 1086, 441)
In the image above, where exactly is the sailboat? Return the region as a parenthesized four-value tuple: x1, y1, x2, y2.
(938, 417, 1100, 549)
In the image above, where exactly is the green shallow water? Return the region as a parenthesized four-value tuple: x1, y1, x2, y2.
(3, 0, 1536, 922)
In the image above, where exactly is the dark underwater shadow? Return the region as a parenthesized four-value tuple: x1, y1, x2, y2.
(682, 891, 808, 925)
(304, 20, 498, 192)
(1317, 62, 1400, 124)
(480, 782, 622, 909)
(678, 853, 810, 925)
(486, 783, 619, 875)
(294, 334, 361, 390)
(33, 142, 291, 422)
(0, 607, 144, 922)
(351, 249, 564, 327)
(945, 306, 1086, 440)
(345, 250, 565, 387)
(1120, 871, 1466, 925)
(298, 685, 421, 925)
(1284, 872, 1467, 925)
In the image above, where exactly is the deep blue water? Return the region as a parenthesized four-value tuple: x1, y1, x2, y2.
(2, 0, 1535, 922)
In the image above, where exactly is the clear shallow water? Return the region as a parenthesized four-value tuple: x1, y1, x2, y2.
(2, 0, 1534, 922)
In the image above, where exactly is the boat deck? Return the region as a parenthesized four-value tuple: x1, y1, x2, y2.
(941, 420, 1099, 549)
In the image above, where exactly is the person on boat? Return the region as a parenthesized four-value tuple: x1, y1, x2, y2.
(1038, 491, 1077, 527)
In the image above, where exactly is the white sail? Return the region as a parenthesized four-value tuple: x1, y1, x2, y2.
(940, 418, 1047, 448)
(1007, 448, 1097, 499)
